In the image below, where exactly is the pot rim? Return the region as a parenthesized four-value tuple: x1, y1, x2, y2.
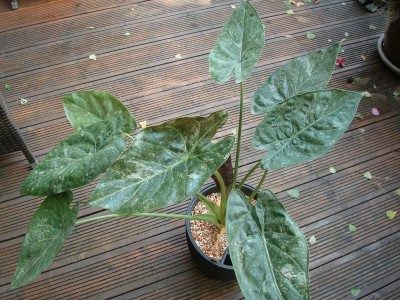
(185, 182, 234, 270)
(377, 34, 400, 76)
(185, 182, 257, 269)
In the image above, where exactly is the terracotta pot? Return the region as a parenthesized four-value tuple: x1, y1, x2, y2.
(185, 182, 256, 281)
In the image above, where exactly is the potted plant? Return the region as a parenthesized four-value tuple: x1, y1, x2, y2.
(11, 1, 363, 298)
(378, 0, 400, 75)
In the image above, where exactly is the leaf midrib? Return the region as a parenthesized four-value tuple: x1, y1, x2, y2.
(261, 90, 355, 156)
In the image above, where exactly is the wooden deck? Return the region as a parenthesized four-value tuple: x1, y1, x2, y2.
(1, 0, 400, 298)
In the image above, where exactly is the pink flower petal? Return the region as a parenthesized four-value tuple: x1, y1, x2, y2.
(335, 57, 346, 68)
(371, 107, 380, 116)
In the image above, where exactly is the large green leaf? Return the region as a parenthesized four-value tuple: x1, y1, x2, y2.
(64, 90, 136, 133)
(89, 110, 235, 214)
(11, 191, 79, 289)
(253, 89, 363, 170)
(209, 1, 265, 83)
(251, 42, 342, 115)
(21, 118, 127, 196)
(226, 189, 309, 299)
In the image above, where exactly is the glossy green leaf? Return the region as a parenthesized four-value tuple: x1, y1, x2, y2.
(21, 118, 126, 196)
(209, 1, 265, 83)
(226, 189, 310, 299)
(63, 90, 136, 133)
(253, 89, 363, 170)
(89, 110, 235, 214)
(251, 42, 342, 115)
(11, 191, 79, 289)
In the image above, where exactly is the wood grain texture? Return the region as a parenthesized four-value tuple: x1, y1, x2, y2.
(1, 0, 399, 299)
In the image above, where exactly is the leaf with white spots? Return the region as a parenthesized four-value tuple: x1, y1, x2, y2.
(20, 99, 28, 105)
(226, 189, 310, 299)
(63, 91, 136, 133)
(89, 54, 97, 60)
(252, 42, 343, 115)
(209, 1, 265, 83)
(329, 167, 337, 174)
(89, 111, 235, 214)
(344, 32, 349, 37)
(253, 90, 362, 170)
(309, 235, 317, 245)
(11, 192, 79, 288)
(21, 118, 127, 196)
(175, 53, 182, 59)
(287, 9, 294, 14)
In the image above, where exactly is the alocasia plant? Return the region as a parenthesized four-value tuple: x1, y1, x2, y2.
(12, 1, 362, 298)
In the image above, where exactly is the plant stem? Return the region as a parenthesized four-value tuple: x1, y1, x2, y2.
(237, 161, 261, 190)
(75, 214, 120, 225)
(213, 170, 228, 219)
(131, 212, 221, 228)
(123, 133, 135, 140)
(249, 170, 268, 201)
(75, 212, 222, 228)
(196, 192, 223, 223)
(233, 82, 244, 189)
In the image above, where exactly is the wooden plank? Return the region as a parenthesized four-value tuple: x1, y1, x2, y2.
(0, 0, 374, 76)
(310, 233, 400, 299)
(0, 0, 149, 32)
(0, 0, 399, 298)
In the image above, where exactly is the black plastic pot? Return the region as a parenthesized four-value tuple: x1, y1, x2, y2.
(378, 34, 400, 76)
(185, 182, 256, 281)
(377, 6, 400, 76)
